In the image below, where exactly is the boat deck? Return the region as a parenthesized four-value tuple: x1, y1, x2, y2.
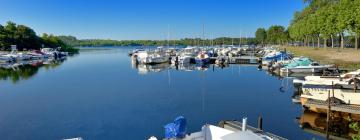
(219, 120, 287, 140)
(304, 99, 360, 114)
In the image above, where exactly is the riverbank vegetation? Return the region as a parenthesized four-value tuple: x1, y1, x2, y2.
(0, 21, 78, 53)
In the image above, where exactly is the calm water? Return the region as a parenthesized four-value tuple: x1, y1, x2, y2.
(0, 47, 323, 140)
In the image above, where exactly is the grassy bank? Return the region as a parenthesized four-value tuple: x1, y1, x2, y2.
(279, 46, 360, 70)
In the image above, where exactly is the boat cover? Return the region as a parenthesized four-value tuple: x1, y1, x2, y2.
(284, 57, 312, 68)
(264, 51, 292, 61)
(164, 116, 187, 138)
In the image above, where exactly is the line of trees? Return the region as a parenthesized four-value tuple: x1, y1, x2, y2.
(255, 0, 360, 49)
(0, 21, 78, 52)
(289, 0, 360, 49)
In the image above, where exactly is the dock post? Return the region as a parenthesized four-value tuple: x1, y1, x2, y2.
(326, 83, 333, 140)
(354, 78, 357, 93)
(258, 116, 263, 131)
(242, 118, 247, 131)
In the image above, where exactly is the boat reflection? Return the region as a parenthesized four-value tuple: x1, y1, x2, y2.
(131, 59, 233, 74)
(136, 63, 171, 75)
(298, 109, 360, 140)
(0, 58, 66, 83)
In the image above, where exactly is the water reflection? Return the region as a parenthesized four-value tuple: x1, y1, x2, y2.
(298, 109, 360, 140)
(0, 58, 66, 83)
(131, 60, 235, 74)
(290, 77, 360, 139)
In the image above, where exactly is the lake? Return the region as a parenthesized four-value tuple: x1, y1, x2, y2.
(0, 47, 323, 140)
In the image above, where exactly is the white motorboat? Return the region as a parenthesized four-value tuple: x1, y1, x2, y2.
(136, 47, 170, 65)
(195, 51, 210, 64)
(301, 84, 360, 105)
(28, 50, 48, 59)
(171, 54, 192, 64)
(41, 48, 61, 57)
(280, 63, 333, 73)
(0, 55, 15, 62)
(150, 117, 286, 140)
(299, 69, 360, 88)
(183, 47, 199, 57)
(3, 52, 31, 61)
(279, 57, 333, 73)
(141, 53, 169, 64)
(298, 69, 360, 105)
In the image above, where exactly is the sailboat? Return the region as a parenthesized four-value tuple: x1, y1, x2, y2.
(195, 24, 210, 65)
(137, 26, 171, 65)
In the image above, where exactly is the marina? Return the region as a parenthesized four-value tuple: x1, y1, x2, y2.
(0, 46, 357, 139)
(2, 0, 360, 139)
(0, 47, 330, 139)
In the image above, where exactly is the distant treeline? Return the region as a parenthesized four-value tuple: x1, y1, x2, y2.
(58, 36, 258, 47)
(0, 21, 78, 53)
(255, 0, 360, 49)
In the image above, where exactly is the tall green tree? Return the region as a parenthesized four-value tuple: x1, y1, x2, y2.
(267, 25, 288, 45)
(0, 24, 8, 50)
(355, 0, 360, 49)
(255, 28, 267, 45)
(14, 25, 40, 50)
(336, 0, 354, 49)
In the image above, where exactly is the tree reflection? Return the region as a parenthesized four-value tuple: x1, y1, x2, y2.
(0, 58, 66, 83)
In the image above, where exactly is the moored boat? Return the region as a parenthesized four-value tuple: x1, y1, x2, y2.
(195, 51, 210, 65)
(149, 116, 286, 140)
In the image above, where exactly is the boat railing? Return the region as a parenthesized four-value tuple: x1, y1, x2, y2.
(220, 120, 287, 140)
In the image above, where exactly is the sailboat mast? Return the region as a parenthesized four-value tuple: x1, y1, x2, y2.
(232, 37, 234, 46)
(167, 25, 170, 48)
(202, 24, 205, 47)
(239, 31, 242, 47)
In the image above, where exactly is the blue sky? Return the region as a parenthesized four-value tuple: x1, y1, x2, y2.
(0, 0, 303, 40)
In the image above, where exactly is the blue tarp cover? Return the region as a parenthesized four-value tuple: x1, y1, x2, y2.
(264, 51, 292, 61)
(164, 116, 187, 138)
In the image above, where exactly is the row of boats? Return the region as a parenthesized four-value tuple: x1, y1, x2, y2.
(289, 72, 360, 139)
(0, 48, 69, 63)
(260, 47, 333, 74)
(129, 46, 256, 66)
(293, 69, 360, 107)
(263, 47, 360, 139)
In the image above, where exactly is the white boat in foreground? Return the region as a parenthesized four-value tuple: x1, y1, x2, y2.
(150, 117, 286, 140)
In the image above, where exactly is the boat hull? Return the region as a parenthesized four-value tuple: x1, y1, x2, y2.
(281, 65, 332, 73)
(301, 85, 360, 105)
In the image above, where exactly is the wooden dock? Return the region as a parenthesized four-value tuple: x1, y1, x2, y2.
(210, 56, 259, 64)
(229, 56, 259, 64)
(303, 99, 360, 114)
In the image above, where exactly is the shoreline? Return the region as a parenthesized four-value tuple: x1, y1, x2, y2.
(280, 46, 360, 70)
